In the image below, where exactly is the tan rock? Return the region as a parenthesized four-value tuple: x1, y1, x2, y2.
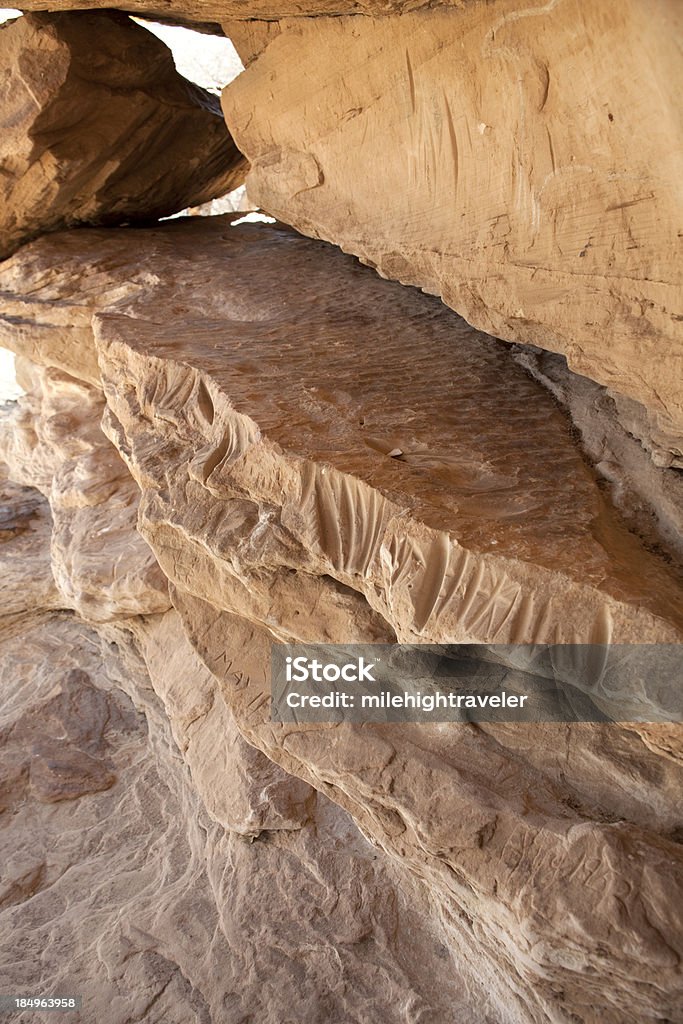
(2, 212, 681, 1023)
(0, 606, 476, 1023)
(222, 0, 683, 455)
(134, 609, 316, 836)
(84, 216, 681, 646)
(171, 588, 683, 1024)
(0, 10, 245, 260)
(0, 360, 169, 620)
(15, 0, 465, 31)
(0, 458, 61, 617)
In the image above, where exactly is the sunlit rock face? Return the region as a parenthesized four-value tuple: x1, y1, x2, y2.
(0, 9, 246, 259)
(222, 0, 683, 460)
(0, 4, 681, 1016)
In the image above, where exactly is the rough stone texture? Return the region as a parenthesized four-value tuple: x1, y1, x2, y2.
(222, 0, 683, 457)
(0, 360, 168, 620)
(15, 1, 466, 31)
(0, 483, 477, 1024)
(1, 214, 681, 1023)
(171, 589, 683, 1024)
(0, 10, 246, 260)
(513, 346, 683, 564)
(0, 458, 61, 617)
(90, 217, 682, 647)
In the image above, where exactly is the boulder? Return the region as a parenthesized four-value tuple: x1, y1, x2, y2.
(0, 10, 246, 259)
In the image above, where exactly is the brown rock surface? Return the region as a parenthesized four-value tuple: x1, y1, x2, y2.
(0, 459, 61, 617)
(0, 360, 169, 620)
(85, 215, 681, 1020)
(170, 588, 683, 1024)
(86, 216, 682, 646)
(15, 0, 464, 31)
(0, 476, 477, 1023)
(1, 213, 681, 1023)
(222, 0, 683, 455)
(0, 10, 245, 260)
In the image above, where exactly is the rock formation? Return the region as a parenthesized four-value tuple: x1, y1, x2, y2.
(222, 0, 683, 459)
(0, 10, 245, 258)
(15, 0, 460, 31)
(1, 212, 682, 1022)
(1, 5, 681, 1024)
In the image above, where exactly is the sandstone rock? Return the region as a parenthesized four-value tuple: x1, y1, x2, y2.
(513, 346, 683, 564)
(1, 212, 681, 1024)
(133, 608, 316, 837)
(15, 0, 464, 32)
(170, 588, 683, 1024)
(0, 458, 61, 617)
(0, 10, 246, 260)
(0, 359, 169, 620)
(222, 0, 683, 456)
(85, 216, 681, 646)
(0, 597, 475, 1021)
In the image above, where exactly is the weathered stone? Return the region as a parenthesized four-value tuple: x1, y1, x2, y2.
(171, 588, 683, 1024)
(0, 10, 245, 259)
(83, 216, 681, 646)
(1, 212, 681, 1024)
(15, 0, 465, 31)
(0, 459, 60, 617)
(0, 360, 169, 620)
(222, 0, 683, 455)
(0, 523, 476, 1023)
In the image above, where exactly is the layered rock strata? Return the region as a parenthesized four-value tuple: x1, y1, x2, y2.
(15, 1, 460, 28)
(2, 214, 681, 1022)
(0, 10, 245, 259)
(0, 466, 479, 1024)
(222, 0, 683, 456)
(0, 359, 168, 620)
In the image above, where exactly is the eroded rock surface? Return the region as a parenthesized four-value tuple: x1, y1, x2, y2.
(15, 0, 465, 31)
(167, 588, 683, 1024)
(0, 213, 681, 1024)
(86, 217, 682, 646)
(222, 0, 683, 455)
(0, 10, 246, 259)
(0, 360, 168, 620)
(0, 478, 477, 1024)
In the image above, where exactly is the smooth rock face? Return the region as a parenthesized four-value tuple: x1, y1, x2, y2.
(222, 0, 683, 455)
(0, 10, 246, 259)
